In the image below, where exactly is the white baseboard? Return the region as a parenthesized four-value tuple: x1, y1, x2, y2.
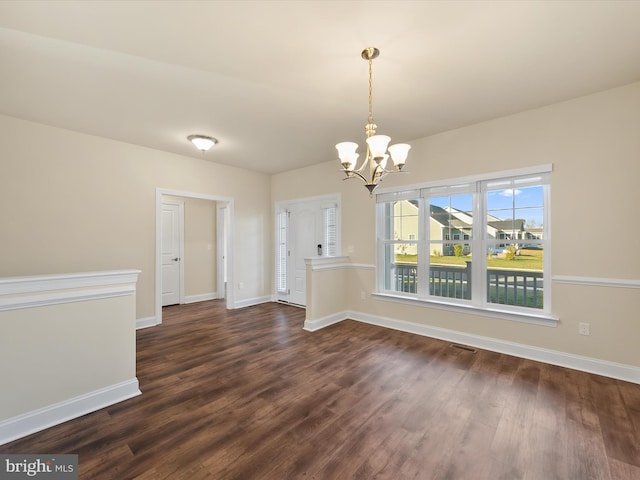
(138, 294, 219, 329)
(232, 295, 272, 309)
(304, 311, 640, 385)
(0, 378, 141, 446)
(136, 316, 160, 330)
(184, 293, 217, 304)
(303, 312, 347, 332)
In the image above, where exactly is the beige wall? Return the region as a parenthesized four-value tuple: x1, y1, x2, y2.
(0, 114, 272, 319)
(0, 271, 139, 423)
(1, 296, 137, 419)
(1, 80, 638, 369)
(275, 81, 640, 368)
(271, 162, 378, 264)
(163, 195, 217, 298)
(306, 265, 348, 321)
(184, 197, 217, 298)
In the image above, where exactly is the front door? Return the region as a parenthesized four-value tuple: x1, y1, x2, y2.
(288, 202, 322, 306)
(275, 196, 340, 307)
(161, 201, 183, 306)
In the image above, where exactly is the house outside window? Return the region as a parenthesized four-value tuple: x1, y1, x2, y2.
(376, 167, 551, 319)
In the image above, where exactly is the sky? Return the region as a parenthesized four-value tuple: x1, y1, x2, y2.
(430, 185, 544, 227)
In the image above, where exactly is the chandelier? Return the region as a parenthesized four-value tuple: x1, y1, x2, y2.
(336, 47, 411, 194)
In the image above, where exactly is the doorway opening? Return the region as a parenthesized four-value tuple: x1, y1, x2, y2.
(155, 188, 234, 326)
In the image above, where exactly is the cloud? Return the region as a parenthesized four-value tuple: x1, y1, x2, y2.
(500, 188, 522, 197)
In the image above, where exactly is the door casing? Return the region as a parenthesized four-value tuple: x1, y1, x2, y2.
(155, 188, 234, 326)
(274, 193, 341, 307)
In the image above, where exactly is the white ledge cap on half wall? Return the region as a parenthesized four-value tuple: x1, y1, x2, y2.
(0, 270, 141, 295)
(304, 256, 349, 266)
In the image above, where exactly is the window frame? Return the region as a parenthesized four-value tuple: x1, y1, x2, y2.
(322, 203, 339, 257)
(275, 210, 288, 294)
(375, 165, 556, 325)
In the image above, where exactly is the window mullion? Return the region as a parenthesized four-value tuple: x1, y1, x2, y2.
(542, 183, 551, 314)
(417, 197, 428, 298)
(472, 184, 485, 307)
(376, 202, 388, 292)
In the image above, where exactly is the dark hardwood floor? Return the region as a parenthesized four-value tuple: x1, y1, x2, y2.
(2, 300, 639, 479)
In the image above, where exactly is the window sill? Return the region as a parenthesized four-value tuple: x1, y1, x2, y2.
(371, 292, 559, 327)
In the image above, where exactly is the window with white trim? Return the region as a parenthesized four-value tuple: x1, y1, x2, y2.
(323, 205, 338, 257)
(275, 210, 288, 294)
(376, 169, 550, 316)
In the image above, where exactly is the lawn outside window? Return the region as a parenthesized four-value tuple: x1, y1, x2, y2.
(375, 165, 553, 323)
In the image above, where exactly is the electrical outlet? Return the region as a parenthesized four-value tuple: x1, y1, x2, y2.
(578, 322, 590, 336)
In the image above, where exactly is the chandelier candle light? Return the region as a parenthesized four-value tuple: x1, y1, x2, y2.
(336, 47, 411, 194)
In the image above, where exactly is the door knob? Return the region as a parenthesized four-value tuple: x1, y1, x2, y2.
(172, 257, 180, 261)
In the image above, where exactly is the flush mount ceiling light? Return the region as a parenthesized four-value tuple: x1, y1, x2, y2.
(336, 47, 411, 195)
(188, 134, 218, 152)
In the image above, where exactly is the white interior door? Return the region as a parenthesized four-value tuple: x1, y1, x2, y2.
(161, 201, 183, 306)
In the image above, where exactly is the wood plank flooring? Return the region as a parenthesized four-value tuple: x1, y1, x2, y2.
(2, 300, 639, 479)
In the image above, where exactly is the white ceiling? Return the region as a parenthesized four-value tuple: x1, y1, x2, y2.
(1, 0, 640, 174)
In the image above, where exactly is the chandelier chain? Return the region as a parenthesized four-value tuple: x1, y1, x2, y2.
(368, 57, 374, 127)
